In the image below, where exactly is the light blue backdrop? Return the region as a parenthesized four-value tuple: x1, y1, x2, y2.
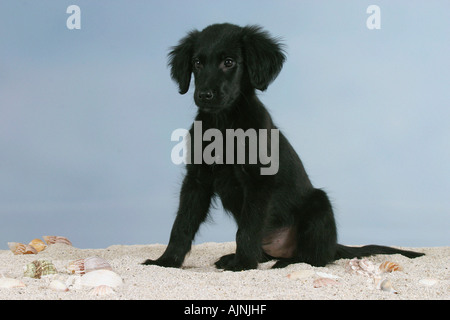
(1, 1, 449, 249)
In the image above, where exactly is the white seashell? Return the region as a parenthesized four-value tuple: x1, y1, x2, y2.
(376, 278, 398, 294)
(287, 270, 315, 280)
(49, 279, 69, 292)
(419, 278, 438, 286)
(65, 275, 83, 290)
(348, 258, 377, 277)
(313, 277, 340, 288)
(80, 270, 123, 288)
(359, 258, 376, 274)
(0, 277, 26, 288)
(348, 258, 365, 275)
(89, 285, 115, 296)
(315, 272, 341, 279)
(67, 256, 112, 274)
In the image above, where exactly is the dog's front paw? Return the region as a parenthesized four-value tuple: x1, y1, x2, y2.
(215, 253, 235, 269)
(141, 258, 181, 268)
(215, 253, 257, 271)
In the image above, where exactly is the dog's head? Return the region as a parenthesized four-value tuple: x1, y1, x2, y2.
(168, 23, 286, 113)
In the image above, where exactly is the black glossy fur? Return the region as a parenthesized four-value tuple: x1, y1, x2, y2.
(143, 23, 424, 271)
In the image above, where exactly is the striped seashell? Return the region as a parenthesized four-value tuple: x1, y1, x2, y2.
(8, 242, 27, 255)
(43, 236, 72, 246)
(313, 277, 341, 288)
(67, 256, 113, 275)
(28, 238, 47, 252)
(8, 242, 37, 255)
(23, 260, 57, 279)
(379, 261, 403, 273)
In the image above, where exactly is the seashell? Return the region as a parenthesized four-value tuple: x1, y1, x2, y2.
(43, 235, 72, 246)
(376, 278, 398, 294)
(347, 258, 376, 277)
(0, 277, 26, 288)
(313, 277, 341, 288)
(347, 258, 363, 273)
(23, 260, 57, 279)
(8, 242, 37, 255)
(419, 278, 438, 286)
(65, 275, 83, 290)
(28, 238, 47, 252)
(25, 245, 38, 254)
(8, 242, 26, 254)
(358, 258, 376, 273)
(379, 261, 403, 273)
(89, 285, 115, 296)
(80, 269, 123, 288)
(67, 256, 112, 275)
(49, 279, 69, 292)
(287, 270, 315, 280)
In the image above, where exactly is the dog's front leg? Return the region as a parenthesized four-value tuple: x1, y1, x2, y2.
(142, 168, 212, 268)
(215, 189, 268, 271)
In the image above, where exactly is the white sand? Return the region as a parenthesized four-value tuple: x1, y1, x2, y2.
(0, 242, 448, 300)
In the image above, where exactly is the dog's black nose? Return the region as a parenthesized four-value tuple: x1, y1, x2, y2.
(198, 90, 214, 101)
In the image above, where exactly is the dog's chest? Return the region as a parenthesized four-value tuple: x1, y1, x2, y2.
(211, 165, 245, 214)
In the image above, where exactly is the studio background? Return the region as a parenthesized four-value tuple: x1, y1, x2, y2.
(1, 1, 449, 249)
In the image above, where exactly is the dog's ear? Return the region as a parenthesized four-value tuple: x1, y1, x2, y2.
(242, 26, 286, 91)
(168, 30, 199, 94)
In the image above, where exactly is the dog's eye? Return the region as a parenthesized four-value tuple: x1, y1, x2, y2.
(223, 58, 235, 68)
(193, 58, 202, 69)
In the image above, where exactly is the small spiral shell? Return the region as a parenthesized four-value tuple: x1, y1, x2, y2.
(43, 235, 72, 246)
(379, 261, 403, 273)
(8, 242, 37, 255)
(23, 260, 57, 279)
(28, 239, 47, 252)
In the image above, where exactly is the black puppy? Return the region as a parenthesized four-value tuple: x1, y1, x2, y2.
(143, 23, 423, 271)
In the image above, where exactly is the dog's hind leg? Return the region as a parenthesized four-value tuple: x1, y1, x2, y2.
(290, 188, 338, 267)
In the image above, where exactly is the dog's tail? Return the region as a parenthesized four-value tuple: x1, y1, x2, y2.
(335, 244, 424, 260)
